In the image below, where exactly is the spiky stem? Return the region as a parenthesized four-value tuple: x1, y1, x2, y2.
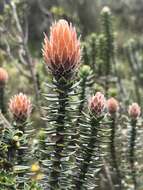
(15, 122, 27, 189)
(110, 116, 122, 189)
(50, 79, 70, 189)
(74, 78, 87, 144)
(74, 116, 100, 190)
(101, 9, 114, 96)
(17, 123, 25, 165)
(77, 79, 86, 118)
(129, 119, 137, 190)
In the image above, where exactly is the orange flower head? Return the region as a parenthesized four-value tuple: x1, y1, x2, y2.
(89, 92, 106, 117)
(0, 68, 8, 85)
(9, 93, 32, 121)
(107, 97, 119, 114)
(42, 19, 81, 79)
(128, 103, 141, 119)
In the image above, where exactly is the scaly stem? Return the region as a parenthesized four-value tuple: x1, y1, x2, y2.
(16, 122, 27, 189)
(130, 119, 137, 190)
(77, 78, 87, 122)
(50, 79, 70, 189)
(101, 10, 114, 96)
(73, 78, 87, 145)
(75, 117, 99, 190)
(110, 116, 122, 189)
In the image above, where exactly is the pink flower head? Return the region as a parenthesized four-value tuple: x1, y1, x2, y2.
(89, 92, 106, 116)
(42, 19, 81, 79)
(9, 93, 32, 121)
(0, 68, 8, 85)
(128, 103, 141, 119)
(107, 97, 119, 114)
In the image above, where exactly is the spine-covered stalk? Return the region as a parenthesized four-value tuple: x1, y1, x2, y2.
(75, 117, 100, 189)
(100, 7, 114, 95)
(110, 117, 121, 187)
(128, 102, 141, 189)
(107, 97, 121, 188)
(0, 68, 8, 114)
(9, 93, 32, 188)
(78, 65, 92, 117)
(50, 80, 70, 188)
(42, 19, 81, 189)
(74, 65, 92, 144)
(75, 92, 106, 189)
(130, 119, 137, 189)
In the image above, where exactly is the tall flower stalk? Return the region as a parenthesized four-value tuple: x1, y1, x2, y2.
(74, 92, 106, 189)
(42, 19, 81, 189)
(107, 97, 122, 188)
(9, 93, 32, 188)
(100, 7, 114, 96)
(73, 65, 92, 145)
(128, 103, 141, 190)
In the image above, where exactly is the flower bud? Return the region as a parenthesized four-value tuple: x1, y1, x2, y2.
(9, 93, 32, 122)
(101, 6, 111, 15)
(79, 65, 92, 78)
(0, 67, 8, 85)
(43, 19, 81, 79)
(89, 92, 106, 117)
(128, 103, 141, 119)
(107, 97, 119, 114)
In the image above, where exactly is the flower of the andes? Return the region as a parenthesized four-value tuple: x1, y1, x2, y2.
(79, 65, 92, 79)
(43, 19, 81, 80)
(9, 93, 32, 122)
(128, 103, 141, 120)
(107, 97, 119, 114)
(0, 68, 8, 85)
(101, 6, 111, 15)
(89, 92, 106, 117)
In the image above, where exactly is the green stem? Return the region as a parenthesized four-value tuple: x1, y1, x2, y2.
(73, 78, 86, 145)
(101, 13, 113, 96)
(130, 119, 137, 190)
(110, 116, 122, 189)
(77, 78, 86, 120)
(16, 123, 26, 189)
(50, 80, 70, 189)
(75, 117, 99, 190)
